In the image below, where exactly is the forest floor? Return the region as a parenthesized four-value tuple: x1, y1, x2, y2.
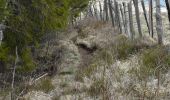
(22, 18, 170, 100)
(1, 16, 170, 100)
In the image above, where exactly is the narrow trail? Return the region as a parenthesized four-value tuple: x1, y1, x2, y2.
(22, 21, 170, 99)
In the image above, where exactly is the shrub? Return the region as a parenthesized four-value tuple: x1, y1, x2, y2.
(140, 46, 170, 79)
(33, 77, 54, 93)
(113, 35, 136, 59)
(16, 48, 36, 73)
(87, 79, 105, 96)
(97, 49, 114, 66)
(75, 61, 98, 82)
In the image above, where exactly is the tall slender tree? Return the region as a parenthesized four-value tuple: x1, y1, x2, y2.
(108, 0, 115, 27)
(104, 0, 109, 21)
(165, 0, 170, 23)
(141, 0, 150, 35)
(149, 0, 154, 37)
(120, 4, 126, 34)
(115, 1, 122, 33)
(133, 0, 143, 37)
(99, 1, 103, 21)
(123, 2, 128, 35)
(156, 0, 163, 45)
(128, 1, 135, 40)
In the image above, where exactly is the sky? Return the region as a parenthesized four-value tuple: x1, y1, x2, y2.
(161, 0, 166, 6)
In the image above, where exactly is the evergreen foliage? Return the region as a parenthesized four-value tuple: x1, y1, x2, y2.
(0, 0, 90, 72)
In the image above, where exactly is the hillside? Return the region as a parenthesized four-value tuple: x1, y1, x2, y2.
(12, 19, 170, 100)
(1, 0, 170, 100)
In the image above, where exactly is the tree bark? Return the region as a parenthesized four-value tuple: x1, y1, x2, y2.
(99, 1, 103, 21)
(120, 4, 126, 34)
(133, 0, 143, 37)
(93, 4, 98, 20)
(149, 0, 154, 37)
(128, 1, 135, 40)
(11, 46, 19, 100)
(165, 0, 170, 23)
(115, 1, 122, 33)
(156, 0, 163, 45)
(108, 0, 115, 27)
(123, 2, 128, 35)
(141, 0, 150, 35)
(104, 0, 109, 21)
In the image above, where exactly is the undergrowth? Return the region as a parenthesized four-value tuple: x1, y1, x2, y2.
(32, 77, 54, 93)
(140, 46, 170, 79)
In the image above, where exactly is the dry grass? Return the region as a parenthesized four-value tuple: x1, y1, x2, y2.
(32, 77, 54, 93)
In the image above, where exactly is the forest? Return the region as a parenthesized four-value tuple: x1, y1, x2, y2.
(0, 0, 170, 100)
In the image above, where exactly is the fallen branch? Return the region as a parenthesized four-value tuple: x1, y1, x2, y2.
(29, 73, 48, 86)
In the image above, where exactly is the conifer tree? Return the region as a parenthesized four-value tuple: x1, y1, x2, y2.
(0, 0, 90, 72)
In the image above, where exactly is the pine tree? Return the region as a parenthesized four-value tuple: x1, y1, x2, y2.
(0, 0, 90, 72)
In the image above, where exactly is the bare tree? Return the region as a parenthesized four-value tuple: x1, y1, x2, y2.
(120, 4, 126, 34)
(123, 2, 128, 35)
(156, 0, 163, 45)
(115, 1, 122, 33)
(128, 1, 135, 40)
(165, 0, 170, 23)
(11, 46, 19, 100)
(133, 0, 143, 37)
(104, 0, 109, 21)
(93, 3, 98, 20)
(149, 0, 154, 37)
(141, 0, 150, 35)
(99, 1, 103, 21)
(0, 1, 8, 46)
(108, 0, 115, 27)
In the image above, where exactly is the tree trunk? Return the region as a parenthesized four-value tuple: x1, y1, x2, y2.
(115, 1, 122, 33)
(133, 0, 143, 37)
(165, 0, 170, 23)
(99, 1, 103, 21)
(11, 46, 19, 100)
(104, 0, 109, 21)
(149, 0, 154, 37)
(93, 4, 98, 20)
(108, 0, 115, 27)
(89, 4, 93, 17)
(0, 30, 3, 46)
(141, 0, 150, 35)
(156, 0, 163, 45)
(128, 1, 135, 40)
(120, 4, 126, 34)
(114, 0, 118, 25)
(123, 2, 128, 35)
